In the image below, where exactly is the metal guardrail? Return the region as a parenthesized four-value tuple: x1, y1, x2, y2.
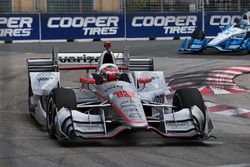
(0, 0, 249, 14)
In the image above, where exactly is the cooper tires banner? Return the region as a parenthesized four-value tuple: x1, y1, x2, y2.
(0, 12, 243, 41)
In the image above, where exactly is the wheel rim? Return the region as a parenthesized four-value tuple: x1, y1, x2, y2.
(47, 98, 55, 134)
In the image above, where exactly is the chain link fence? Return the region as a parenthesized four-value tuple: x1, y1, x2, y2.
(0, 0, 249, 13)
(0, 0, 12, 13)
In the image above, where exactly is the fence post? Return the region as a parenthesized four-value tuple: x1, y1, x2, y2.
(123, 0, 127, 39)
(39, 13, 42, 41)
(237, 1, 241, 11)
(160, 0, 163, 13)
(202, 0, 205, 32)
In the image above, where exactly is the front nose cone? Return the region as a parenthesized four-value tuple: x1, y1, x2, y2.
(128, 121, 148, 129)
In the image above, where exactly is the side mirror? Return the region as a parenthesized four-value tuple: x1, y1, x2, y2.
(80, 77, 96, 84)
(138, 77, 152, 84)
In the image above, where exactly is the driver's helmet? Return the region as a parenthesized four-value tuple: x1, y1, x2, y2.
(237, 19, 247, 28)
(98, 63, 120, 81)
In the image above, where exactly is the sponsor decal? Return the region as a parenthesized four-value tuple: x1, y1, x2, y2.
(75, 123, 104, 131)
(130, 15, 197, 35)
(47, 16, 119, 36)
(123, 107, 142, 120)
(127, 13, 201, 38)
(104, 85, 123, 93)
(34, 73, 56, 87)
(113, 90, 133, 98)
(129, 113, 141, 119)
(124, 107, 138, 113)
(209, 15, 241, 27)
(58, 55, 99, 64)
(205, 12, 242, 36)
(166, 122, 190, 127)
(0, 17, 33, 37)
(120, 100, 138, 107)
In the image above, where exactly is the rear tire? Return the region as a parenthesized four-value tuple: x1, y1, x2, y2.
(172, 88, 206, 131)
(46, 88, 77, 139)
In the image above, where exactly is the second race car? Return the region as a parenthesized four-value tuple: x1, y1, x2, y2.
(179, 11, 250, 54)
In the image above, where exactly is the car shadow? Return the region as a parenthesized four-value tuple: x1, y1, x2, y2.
(57, 132, 215, 148)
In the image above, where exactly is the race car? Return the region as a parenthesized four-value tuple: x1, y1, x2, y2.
(27, 42, 214, 141)
(179, 11, 250, 54)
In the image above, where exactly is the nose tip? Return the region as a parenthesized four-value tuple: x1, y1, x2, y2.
(128, 121, 148, 129)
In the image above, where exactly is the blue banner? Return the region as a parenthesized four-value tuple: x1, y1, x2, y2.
(41, 13, 124, 40)
(126, 13, 202, 38)
(0, 14, 39, 40)
(204, 12, 242, 36)
(0, 12, 244, 41)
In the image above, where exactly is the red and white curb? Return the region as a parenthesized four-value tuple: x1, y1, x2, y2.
(167, 65, 250, 95)
(206, 101, 250, 119)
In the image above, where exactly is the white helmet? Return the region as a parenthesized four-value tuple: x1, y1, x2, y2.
(98, 64, 119, 81)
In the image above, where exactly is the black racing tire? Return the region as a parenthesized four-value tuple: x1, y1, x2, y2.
(46, 88, 77, 139)
(47, 96, 56, 138)
(172, 88, 206, 131)
(191, 30, 205, 40)
(246, 31, 250, 38)
(247, 41, 250, 54)
(246, 32, 250, 54)
(28, 80, 35, 115)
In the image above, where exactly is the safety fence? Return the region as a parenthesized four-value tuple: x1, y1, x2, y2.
(0, 0, 249, 13)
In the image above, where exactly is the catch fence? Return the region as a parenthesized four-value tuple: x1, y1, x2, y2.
(0, 0, 249, 14)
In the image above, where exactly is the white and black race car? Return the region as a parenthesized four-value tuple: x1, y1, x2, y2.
(27, 42, 214, 141)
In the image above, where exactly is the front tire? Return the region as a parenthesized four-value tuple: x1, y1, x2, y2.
(28, 80, 35, 116)
(172, 88, 206, 131)
(47, 96, 56, 138)
(46, 88, 77, 139)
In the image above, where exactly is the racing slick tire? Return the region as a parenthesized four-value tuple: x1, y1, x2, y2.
(246, 32, 250, 54)
(172, 88, 206, 131)
(46, 88, 77, 138)
(191, 30, 205, 40)
(28, 80, 35, 116)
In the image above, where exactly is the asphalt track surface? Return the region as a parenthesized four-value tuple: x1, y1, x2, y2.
(0, 40, 250, 167)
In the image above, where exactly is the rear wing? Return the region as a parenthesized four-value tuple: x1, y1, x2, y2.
(27, 50, 154, 73)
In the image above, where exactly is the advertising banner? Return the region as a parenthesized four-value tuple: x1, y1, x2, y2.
(204, 12, 242, 36)
(0, 12, 244, 41)
(0, 14, 39, 41)
(126, 13, 202, 38)
(41, 13, 124, 40)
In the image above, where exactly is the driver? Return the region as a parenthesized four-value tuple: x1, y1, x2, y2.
(236, 19, 248, 28)
(97, 63, 120, 82)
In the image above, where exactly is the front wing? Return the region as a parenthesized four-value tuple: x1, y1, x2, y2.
(54, 104, 214, 140)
